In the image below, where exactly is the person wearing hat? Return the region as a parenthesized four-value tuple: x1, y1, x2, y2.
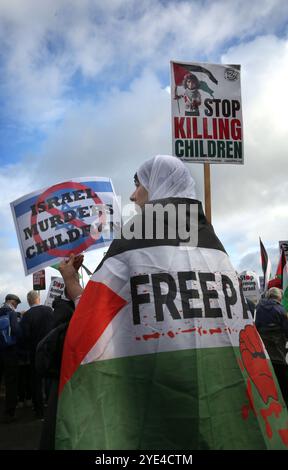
(4, 294, 21, 308)
(0, 293, 22, 422)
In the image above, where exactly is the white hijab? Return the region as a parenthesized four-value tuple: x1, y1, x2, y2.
(137, 155, 196, 201)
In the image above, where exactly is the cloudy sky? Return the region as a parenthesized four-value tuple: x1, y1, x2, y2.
(0, 0, 287, 307)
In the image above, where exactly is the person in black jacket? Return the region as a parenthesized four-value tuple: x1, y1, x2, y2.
(36, 292, 75, 449)
(20, 291, 53, 418)
(255, 287, 288, 405)
(255, 287, 288, 330)
(0, 294, 21, 422)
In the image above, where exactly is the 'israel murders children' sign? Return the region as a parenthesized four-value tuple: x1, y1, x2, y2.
(11, 177, 117, 276)
(171, 61, 243, 163)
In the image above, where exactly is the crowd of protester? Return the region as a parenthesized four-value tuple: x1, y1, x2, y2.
(0, 288, 75, 449)
(1, 276, 287, 449)
(0, 155, 288, 449)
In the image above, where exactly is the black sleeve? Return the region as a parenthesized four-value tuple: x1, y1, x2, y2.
(19, 313, 31, 346)
(10, 310, 22, 339)
(36, 323, 68, 378)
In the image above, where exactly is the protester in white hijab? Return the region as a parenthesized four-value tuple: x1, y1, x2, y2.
(130, 155, 196, 206)
(56, 153, 288, 450)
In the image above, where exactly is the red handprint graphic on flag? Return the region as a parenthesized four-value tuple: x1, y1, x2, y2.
(239, 325, 288, 446)
(239, 324, 278, 404)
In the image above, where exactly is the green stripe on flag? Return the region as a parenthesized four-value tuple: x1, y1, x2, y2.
(282, 287, 288, 312)
(56, 347, 288, 450)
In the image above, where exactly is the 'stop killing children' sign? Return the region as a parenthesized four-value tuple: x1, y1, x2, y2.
(171, 61, 243, 163)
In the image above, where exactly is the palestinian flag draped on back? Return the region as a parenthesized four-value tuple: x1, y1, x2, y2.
(56, 201, 288, 450)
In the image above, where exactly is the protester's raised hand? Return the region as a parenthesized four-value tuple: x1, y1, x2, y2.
(59, 253, 83, 280)
(73, 254, 84, 272)
(59, 253, 84, 301)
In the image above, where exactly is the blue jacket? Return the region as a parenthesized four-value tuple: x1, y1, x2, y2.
(255, 298, 288, 332)
(0, 304, 21, 346)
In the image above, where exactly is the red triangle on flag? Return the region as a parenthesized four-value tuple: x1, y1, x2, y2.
(59, 281, 127, 394)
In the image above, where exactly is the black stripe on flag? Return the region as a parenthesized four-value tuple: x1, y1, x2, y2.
(260, 238, 268, 275)
(259, 237, 271, 291)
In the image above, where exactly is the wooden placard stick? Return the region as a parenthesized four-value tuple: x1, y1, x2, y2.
(204, 163, 211, 224)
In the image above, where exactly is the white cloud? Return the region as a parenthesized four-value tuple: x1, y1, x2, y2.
(1, 0, 288, 126)
(0, 244, 32, 308)
(0, 165, 34, 224)
(33, 71, 203, 199)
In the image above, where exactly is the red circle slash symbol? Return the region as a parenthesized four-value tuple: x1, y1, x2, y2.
(30, 181, 105, 258)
